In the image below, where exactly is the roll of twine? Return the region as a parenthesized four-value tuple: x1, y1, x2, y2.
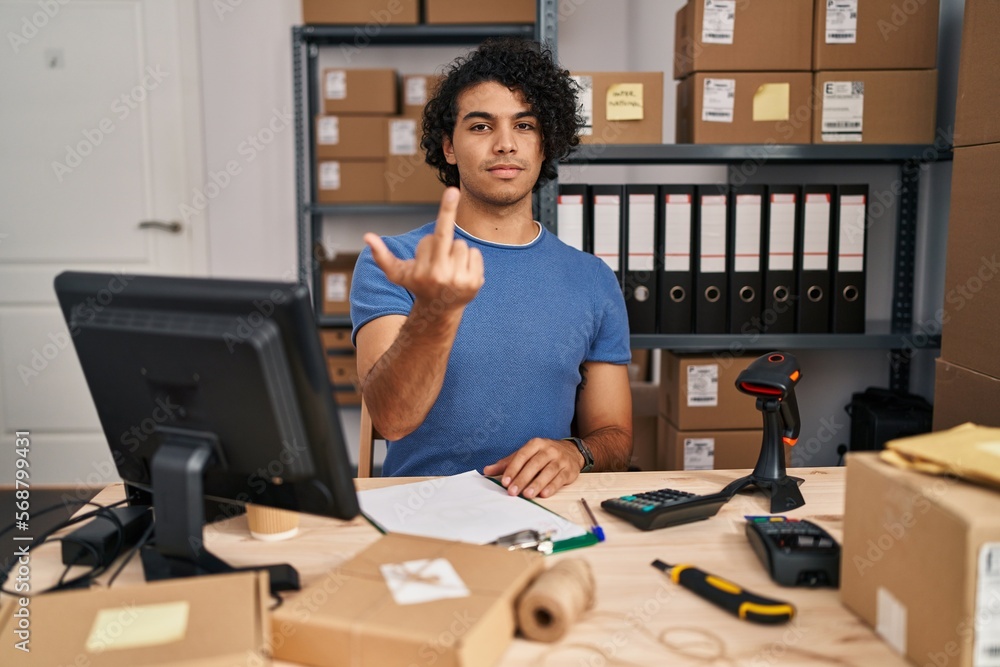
(516, 558, 596, 642)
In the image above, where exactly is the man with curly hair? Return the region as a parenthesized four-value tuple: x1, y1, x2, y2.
(351, 37, 632, 498)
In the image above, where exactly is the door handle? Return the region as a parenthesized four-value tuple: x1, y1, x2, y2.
(138, 220, 182, 234)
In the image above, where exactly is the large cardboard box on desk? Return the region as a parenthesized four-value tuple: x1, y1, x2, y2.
(673, 0, 813, 79)
(813, 69, 937, 144)
(570, 72, 664, 145)
(657, 418, 773, 470)
(933, 358, 1000, 431)
(659, 351, 762, 430)
(302, 0, 419, 25)
(812, 0, 939, 71)
(676, 71, 814, 144)
(0, 571, 270, 665)
(272, 533, 545, 667)
(841, 453, 1000, 667)
(954, 0, 1000, 147)
(940, 142, 1000, 378)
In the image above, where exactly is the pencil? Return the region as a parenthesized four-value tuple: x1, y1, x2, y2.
(580, 498, 605, 542)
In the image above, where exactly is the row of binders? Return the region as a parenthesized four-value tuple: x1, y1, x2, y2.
(557, 184, 868, 335)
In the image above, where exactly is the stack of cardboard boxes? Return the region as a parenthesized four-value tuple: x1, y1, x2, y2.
(316, 69, 444, 204)
(933, 0, 1000, 429)
(674, 0, 939, 144)
(657, 351, 789, 470)
(568, 71, 665, 145)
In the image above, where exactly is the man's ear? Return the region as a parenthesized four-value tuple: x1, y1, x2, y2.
(442, 133, 457, 165)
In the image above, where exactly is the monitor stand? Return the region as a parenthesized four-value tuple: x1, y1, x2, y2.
(719, 397, 805, 513)
(139, 432, 300, 595)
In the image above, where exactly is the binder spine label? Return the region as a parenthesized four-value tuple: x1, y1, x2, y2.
(594, 195, 621, 272)
(768, 194, 797, 271)
(803, 193, 832, 271)
(838, 194, 867, 272)
(734, 194, 762, 272)
(700, 195, 727, 272)
(628, 194, 656, 271)
(664, 195, 692, 271)
(557, 195, 585, 252)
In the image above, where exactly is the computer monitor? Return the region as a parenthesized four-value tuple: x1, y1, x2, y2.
(54, 271, 360, 591)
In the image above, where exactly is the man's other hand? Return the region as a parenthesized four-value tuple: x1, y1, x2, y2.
(363, 187, 484, 310)
(483, 438, 585, 499)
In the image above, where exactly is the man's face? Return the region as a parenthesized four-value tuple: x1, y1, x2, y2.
(442, 81, 544, 208)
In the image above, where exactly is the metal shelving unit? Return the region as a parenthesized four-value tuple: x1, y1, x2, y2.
(292, 3, 947, 391)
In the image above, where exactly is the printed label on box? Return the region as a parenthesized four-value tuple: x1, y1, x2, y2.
(702, 0, 735, 44)
(821, 81, 864, 143)
(380, 558, 470, 606)
(325, 273, 348, 303)
(975, 543, 1000, 666)
(684, 438, 715, 470)
(324, 70, 347, 100)
(318, 117, 339, 145)
(572, 75, 593, 136)
(389, 119, 418, 156)
(825, 0, 858, 44)
(319, 161, 341, 190)
(702, 78, 735, 123)
(405, 77, 428, 106)
(687, 364, 719, 407)
(876, 587, 907, 655)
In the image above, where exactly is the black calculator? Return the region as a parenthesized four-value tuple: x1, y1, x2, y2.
(601, 488, 729, 531)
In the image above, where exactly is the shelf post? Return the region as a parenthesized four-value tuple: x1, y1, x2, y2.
(888, 160, 922, 391)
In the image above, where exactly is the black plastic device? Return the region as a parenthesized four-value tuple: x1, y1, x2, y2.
(61, 506, 153, 568)
(601, 488, 729, 531)
(744, 516, 841, 587)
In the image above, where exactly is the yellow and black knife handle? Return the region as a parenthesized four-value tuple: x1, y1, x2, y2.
(670, 564, 795, 624)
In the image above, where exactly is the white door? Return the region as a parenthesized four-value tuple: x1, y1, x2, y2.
(0, 0, 206, 485)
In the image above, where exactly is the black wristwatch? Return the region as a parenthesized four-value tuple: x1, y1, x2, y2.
(564, 437, 594, 473)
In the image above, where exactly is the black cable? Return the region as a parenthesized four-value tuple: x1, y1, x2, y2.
(106, 520, 155, 589)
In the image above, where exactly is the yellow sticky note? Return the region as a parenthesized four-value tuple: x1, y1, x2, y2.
(86, 601, 189, 653)
(606, 83, 644, 121)
(752, 83, 790, 122)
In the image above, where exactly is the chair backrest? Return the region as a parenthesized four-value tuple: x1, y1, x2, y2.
(357, 397, 377, 478)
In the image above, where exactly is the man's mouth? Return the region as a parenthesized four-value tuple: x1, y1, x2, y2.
(487, 164, 524, 178)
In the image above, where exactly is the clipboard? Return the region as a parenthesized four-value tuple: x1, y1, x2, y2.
(357, 471, 600, 554)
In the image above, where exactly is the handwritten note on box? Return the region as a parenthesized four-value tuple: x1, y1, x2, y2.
(606, 83, 645, 121)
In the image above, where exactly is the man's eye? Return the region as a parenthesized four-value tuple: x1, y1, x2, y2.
(470, 123, 489, 131)
(516, 122, 536, 131)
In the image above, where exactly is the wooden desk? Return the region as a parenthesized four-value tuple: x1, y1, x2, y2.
(40, 469, 904, 666)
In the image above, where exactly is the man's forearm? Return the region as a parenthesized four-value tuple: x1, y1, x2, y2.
(581, 426, 633, 472)
(361, 302, 463, 440)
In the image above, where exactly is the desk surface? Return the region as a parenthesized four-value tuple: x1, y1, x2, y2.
(49, 469, 903, 667)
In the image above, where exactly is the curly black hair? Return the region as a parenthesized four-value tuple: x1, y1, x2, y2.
(422, 37, 583, 192)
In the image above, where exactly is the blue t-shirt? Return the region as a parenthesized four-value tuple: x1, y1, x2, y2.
(351, 222, 630, 476)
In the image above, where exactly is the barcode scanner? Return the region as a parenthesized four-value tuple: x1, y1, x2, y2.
(718, 352, 807, 513)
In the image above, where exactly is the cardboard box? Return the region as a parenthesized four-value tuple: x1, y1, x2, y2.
(940, 142, 1000, 377)
(0, 572, 270, 666)
(657, 418, 773, 470)
(676, 71, 814, 144)
(316, 159, 387, 203)
(424, 0, 535, 24)
(402, 74, 443, 119)
(321, 68, 398, 115)
(273, 533, 544, 667)
(315, 115, 388, 160)
(321, 251, 360, 315)
(813, 69, 937, 144)
(659, 351, 765, 430)
(571, 71, 664, 145)
(320, 327, 353, 352)
(385, 117, 446, 203)
(673, 0, 813, 79)
(954, 0, 1000, 147)
(327, 352, 361, 406)
(631, 381, 658, 471)
(812, 0, 939, 71)
(933, 358, 1000, 431)
(302, 0, 419, 25)
(841, 453, 1000, 667)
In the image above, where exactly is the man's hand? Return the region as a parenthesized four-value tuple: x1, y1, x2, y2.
(483, 439, 585, 499)
(363, 187, 484, 310)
